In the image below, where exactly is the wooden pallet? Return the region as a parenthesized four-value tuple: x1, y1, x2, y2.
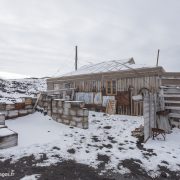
(106, 100, 117, 115)
(160, 79, 180, 125)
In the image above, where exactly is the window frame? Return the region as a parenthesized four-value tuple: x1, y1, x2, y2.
(54, 83, 60, 90)
(106, 80, 117, 95)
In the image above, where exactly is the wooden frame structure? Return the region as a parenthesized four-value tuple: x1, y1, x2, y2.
(46, 59, 166, 115)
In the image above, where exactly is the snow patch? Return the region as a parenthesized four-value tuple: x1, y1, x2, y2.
(0, 112, 179, 177)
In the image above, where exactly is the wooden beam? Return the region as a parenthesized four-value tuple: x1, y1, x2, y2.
(165, 100, 180, 104)
(165, 106, 180, 110)
(169, 113, 180, 118)
(163, 94, 180, 98)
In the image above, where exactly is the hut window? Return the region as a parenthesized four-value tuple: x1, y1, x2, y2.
(106, 80, 117, 95)
(64, 83, 71, 89)
(107, 81, 111, 94)
(54, 84, 59, 90)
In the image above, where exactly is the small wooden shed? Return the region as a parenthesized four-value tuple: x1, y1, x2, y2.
(47, 58, 165, 115)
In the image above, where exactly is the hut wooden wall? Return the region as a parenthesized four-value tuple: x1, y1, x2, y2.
(46, 67, 164, 116)
(47, 75, 160, 95)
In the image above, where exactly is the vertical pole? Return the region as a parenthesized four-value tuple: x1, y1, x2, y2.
(156, 49, 160, 67)
(75, 46, 78, 71)
(50, 97, 52, 117)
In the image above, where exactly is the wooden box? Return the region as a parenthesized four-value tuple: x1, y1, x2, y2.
(0, 128, 18, 149)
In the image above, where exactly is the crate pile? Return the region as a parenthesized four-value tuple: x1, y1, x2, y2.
(0, 113, 18, 149)
(52, 100, 88, 129)
(38, 94, 89, 129)
(0, 97, 37, 119)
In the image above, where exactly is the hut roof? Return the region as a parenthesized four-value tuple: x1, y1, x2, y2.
(56, 58, 155, 78)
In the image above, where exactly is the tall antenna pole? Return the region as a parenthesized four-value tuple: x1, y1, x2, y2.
(156, 49, 160, 67)
(75, 46, 78, 71)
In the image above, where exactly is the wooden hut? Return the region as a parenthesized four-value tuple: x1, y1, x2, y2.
(46, 58, 165, 115)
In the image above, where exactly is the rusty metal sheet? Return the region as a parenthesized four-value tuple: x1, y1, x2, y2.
(116, 91, 129, 106)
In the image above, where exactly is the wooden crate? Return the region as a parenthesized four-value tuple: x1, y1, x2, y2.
(0, 113, 5, 125)
(25, 98, 32, 105)
(0, 128, 18, 149)
(6, 104, 15, 111)
(18, 109, 28, 116)
(15, 102, 25, 110)
(0, 103, 6, 111)
(7, 110, 19, 119)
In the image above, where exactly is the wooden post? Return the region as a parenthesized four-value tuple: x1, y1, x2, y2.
(156, 49, 160, 67)
(129, 86, 133, 115)
(50, 98, 53, 117)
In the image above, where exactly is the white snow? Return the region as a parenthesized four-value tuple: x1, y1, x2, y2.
(144, 128, 180, 171)
(0, 78, 46, 104)
(0, 128, 15, 137)
(0, 112, 180, 177)
(0, 125, 6, 128)
(20, 174, 41, 180)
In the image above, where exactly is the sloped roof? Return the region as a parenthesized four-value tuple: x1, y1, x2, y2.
(57, 57, 153, 78)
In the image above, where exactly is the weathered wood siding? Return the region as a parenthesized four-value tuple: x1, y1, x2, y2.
(143, 94, 156, 142)
(46, 67, 164, 115)
(47, 73, 162, 95)
(47, 75, 160, 105)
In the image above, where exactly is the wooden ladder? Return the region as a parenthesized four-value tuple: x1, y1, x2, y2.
(32, 92, 42, 112)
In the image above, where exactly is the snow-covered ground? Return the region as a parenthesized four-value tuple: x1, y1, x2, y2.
(0, 78, 46, 103)
(0, 112, 180, 177)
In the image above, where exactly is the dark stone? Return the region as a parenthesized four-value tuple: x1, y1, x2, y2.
(103, 126, 111, 129)
(161, 171, 167, 178)
(67, 148, 76, 154)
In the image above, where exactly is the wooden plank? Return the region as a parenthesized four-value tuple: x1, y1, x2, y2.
(165, 100, 180, 104)
(162, 80, 180, 86)
(160, 85, 180, 89)
(165, 106, 180, 110)
(106, 100, 117, 115)
(163, 94, 180, 97)
(161, 85, 180, 88)
(169, 113, 180, 118)
(163, 89, 180, 94)
(143, 96, 150, 142)
(161, 77, 180, 80)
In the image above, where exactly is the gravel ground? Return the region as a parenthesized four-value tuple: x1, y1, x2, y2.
(0, 154, 179, 180)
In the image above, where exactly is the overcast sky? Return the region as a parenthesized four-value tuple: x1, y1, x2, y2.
(0, 0, 180, 77)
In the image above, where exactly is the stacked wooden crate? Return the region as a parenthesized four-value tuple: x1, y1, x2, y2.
(0, 97, 36, 119)
(51, 100, 89, 129)
(38, 93, 58, 115)
(0, 114, 18, 149)
(161, 73, 180, 128)
(0, 113, 5, 125)
(37, 93, 89, 129)
(0, 126, 18, 149)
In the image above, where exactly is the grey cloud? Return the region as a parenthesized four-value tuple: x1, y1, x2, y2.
(0, 0, 179, 77)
